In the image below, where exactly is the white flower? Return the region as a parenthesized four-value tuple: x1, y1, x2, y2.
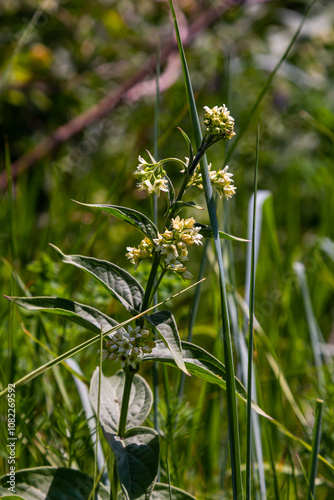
(101, 326, 156, 368)
(203, 105, 235, 139)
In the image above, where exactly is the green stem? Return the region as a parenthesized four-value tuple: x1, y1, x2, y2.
(173, 146, 206, 207)
(118, 368, 136, 437)
(140, 255, 161, 319)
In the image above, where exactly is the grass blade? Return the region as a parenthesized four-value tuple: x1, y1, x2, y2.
(307, 399, 323, 500)
(168, 1, 243, 497)
(246, 126, 259, 500)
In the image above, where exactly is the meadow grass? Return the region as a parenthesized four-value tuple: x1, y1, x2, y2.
(1, 1, 334, 499)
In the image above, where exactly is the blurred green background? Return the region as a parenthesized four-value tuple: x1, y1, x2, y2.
(1, 0, 334, 497)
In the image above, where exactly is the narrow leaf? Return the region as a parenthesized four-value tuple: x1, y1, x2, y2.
(5, 296, 123, 336)
(177, 127, 194, 172)
(146, 310, 189, 375)
(195, 223, 248, 242)
(167, 201, 203, 218)
(102, 426, 159, 500)
(50, 245, 144, 314)
(74, 202, 158, 241)
(307, 399, 323, 500)
(0, 467, 110, 500)
(89, 368, 153, 432)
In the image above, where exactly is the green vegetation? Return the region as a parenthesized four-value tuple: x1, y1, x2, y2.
(1, 0, 333, 498)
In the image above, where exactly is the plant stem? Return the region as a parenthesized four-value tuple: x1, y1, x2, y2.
(118, 368, 135, 437)
(140, 254, 161, 316)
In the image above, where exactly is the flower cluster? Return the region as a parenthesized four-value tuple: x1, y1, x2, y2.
(126, 237, 153, 269)
(133, 153, 169, 197)
(101, 325, 156, 369)
(126, 216, 203, 279)
(187, 164, 236, 200)
(203, 105, 235, 140)
(152, 216, 203, 279)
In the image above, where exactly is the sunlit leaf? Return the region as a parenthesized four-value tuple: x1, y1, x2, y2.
(74, 202, 158, 241)
(50, 245, 144, 314)
(89, 368, 153, 432)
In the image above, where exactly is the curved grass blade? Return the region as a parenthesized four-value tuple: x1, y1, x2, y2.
(74, 202, 159, 241)
(50, 244, 144, 314)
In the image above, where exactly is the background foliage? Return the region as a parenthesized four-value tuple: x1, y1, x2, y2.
(1, 0, 333, 498)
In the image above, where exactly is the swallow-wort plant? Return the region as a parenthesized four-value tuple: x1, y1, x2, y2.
(6, 105, 242, 499)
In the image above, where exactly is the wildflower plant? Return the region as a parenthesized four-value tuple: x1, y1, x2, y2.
(5, 103, 243, 498)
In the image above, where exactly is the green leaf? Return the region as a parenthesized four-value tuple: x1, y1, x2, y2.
(167, 201, 203, 218)
(177, 127, 194, 173)
(74, 202, 158, 241)
(146, 310, 189, 376)
(89, 368, 153, 432)
(50, 245, 144, 314)
(195, 223, 248, 243)
(117, 483, 197, 499)
(0, 467, 110, 500)
(5, 296, 122, 336)
(0, 496, 25, 500)
(165, 173, 175, 206)
(143, 341, 268, 419)
(103, 426, 159, 500)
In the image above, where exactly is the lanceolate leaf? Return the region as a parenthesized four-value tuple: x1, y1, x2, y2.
(195, 223, 248, 243)
(102, 426, 159, 500)
(167, 201, 203, 218)
(177, 126, 194, 172)
(0, 467, 110, 500)
(146, 310, 189, 376)
(50, 245, 144, 314)
(5, 296, 123, 336)
(74, 202, 158, 241)
(143, 341, 268, 419)
(89, 368, 153, 432)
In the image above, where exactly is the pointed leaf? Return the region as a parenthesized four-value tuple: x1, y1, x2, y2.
(143, 341, 269, 419)
(0, 467, 110, 500)
(165, 174, 175, 205)
(177, 127, 194, 172)
(103, 426, 159, 500)
(146, 310, 189, 376)
(5, 296, 123, 336)
(195, 223, 248, 242)
(167, 201, 203, 218)
(74, 202, 158, 241)
(89, 368, 153, 432)
(50, 245, 144, 314)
